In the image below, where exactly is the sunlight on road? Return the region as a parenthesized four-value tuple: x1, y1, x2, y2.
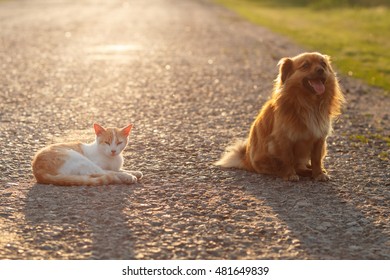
(90, 44, 141, 53)
(85, 44, 142, 61)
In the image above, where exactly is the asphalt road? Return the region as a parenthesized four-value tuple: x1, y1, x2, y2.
(0, 0, 389, 259)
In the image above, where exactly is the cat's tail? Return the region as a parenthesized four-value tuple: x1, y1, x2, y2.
(215, 139, 247, 169)
(35, 172, 136, 186)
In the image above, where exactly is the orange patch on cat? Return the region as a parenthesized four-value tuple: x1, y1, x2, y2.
(94, 123, 132, 145)
(32, 142, 83, 182)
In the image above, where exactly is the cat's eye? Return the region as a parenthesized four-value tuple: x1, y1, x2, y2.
(105, 141, 110, 145)
(117, 141, 123, 145)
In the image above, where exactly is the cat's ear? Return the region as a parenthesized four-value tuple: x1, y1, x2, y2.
(121, 124, 133, 137)
(93, 123, 106, 136)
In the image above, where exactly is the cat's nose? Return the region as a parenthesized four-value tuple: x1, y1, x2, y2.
(111, 150, 116, 154)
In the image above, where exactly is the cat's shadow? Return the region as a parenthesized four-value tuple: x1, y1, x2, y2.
(24, 183, 137, 259)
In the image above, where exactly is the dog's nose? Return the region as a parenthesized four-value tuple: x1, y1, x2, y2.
(316, 67, 325, 75)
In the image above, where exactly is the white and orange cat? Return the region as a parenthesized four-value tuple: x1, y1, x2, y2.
(32, 123, 143, 186)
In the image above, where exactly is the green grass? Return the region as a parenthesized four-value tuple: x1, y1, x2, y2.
(215, 0, 390, 93)
(349, 134, 370, 144)
(349, 133, 390, 161)
(378, 151, 389, 161)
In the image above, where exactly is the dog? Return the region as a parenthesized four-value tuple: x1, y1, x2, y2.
(216, 52, 345, 181)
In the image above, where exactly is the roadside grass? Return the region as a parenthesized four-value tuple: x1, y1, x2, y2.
(349, 133, 390, 160)
(215, 0, 390, 93)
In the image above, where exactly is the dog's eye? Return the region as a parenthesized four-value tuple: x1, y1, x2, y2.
(301, 62, 310, 70)
(320, 61, 327, 68)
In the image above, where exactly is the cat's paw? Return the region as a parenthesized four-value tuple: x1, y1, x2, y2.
(116, 173, 137, 184)
(121, 170, 143, 180)
(130, 171, 143, 180)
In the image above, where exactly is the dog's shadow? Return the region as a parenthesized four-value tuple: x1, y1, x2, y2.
(24, 183, 136, 259)
(232, 170, 389, 259)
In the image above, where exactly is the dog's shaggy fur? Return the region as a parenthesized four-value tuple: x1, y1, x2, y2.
(216, 52, 345, 181)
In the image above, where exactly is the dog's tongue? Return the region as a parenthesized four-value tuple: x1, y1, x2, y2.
(309, 79, 325, 95)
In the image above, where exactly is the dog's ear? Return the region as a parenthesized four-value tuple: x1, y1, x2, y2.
(323, 54, 331, 62)
(278, 58, 294, 84)
(323, 54, 335, 73)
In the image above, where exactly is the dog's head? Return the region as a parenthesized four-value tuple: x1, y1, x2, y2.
(277, 52, 336, 96)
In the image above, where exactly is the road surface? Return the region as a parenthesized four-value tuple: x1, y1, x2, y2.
(0, 0, 389, 259)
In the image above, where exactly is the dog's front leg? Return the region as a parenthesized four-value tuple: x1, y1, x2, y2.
(311, 138, 329, 181)
(279, 140, 299, 181)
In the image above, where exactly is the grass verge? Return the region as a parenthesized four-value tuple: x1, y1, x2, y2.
(215, 0, 390, 93)
(349, 133, 390, 160)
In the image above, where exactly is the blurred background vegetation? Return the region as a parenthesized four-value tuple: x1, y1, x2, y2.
(247, 0, 389, 8)
(216, 0, 390, 93)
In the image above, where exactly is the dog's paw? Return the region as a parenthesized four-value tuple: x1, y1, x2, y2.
(314, 173, 330, 182)
(296, 168, 312, 177)
(284, 174, 299, 182)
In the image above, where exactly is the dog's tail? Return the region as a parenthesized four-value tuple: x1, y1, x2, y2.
(215, 139, 247, 169)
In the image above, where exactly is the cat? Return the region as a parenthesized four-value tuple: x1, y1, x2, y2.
(32, 123, 143, 186)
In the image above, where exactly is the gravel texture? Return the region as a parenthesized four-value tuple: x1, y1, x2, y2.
(0, 0, 389, 260)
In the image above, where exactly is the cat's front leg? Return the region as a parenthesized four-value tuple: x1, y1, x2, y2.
(121, 170, 143, 180)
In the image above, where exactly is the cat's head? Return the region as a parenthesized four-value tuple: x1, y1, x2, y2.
(93, 123, 133, 157)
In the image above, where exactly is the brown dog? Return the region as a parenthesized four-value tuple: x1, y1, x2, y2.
(216, 52, 345, 181)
